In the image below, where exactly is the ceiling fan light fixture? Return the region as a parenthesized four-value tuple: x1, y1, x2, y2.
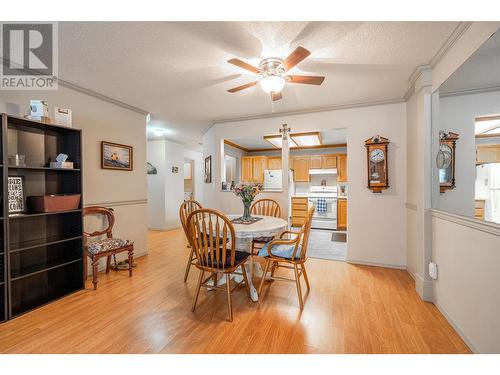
(259, 75, 285, 94)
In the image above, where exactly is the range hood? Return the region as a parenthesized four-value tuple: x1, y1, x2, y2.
(309, 168, 337, 175)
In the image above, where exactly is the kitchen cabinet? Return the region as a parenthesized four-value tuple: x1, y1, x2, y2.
(292, 156, 310, 182)
(337, 198, 347, 230)
(476, 144, 500, 164)
(267, 156, 282, 170)
(241, 156, 253, 182)
(475, 199, 485, 220)
(291, 197, 309, 227)
(241, 156, 267, 183)
(252, 156, 267, 183)
(310, 156, 323, 169)
(321, 155, 337, 168)
(337, 154, 347, 182)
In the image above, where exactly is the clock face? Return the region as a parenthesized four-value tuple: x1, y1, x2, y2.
(436, 144, 452, 169)
(370, 148, 385, 163)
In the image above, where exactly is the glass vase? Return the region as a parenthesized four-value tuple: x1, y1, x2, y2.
(242, 200, 252, 221)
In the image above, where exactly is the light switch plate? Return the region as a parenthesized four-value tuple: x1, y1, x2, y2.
(429, 262, 438, 280)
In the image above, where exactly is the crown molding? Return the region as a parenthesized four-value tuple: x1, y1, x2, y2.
(429, 22, 473, 68)
(212, 97, 404, 125)
(57, 78, 150, 116)
(224, 139, 250, 152)
(405, 22, 473, 102)
(439, 83, 500, 98)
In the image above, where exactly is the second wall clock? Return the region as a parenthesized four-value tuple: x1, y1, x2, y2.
(365, 135, 389, 193)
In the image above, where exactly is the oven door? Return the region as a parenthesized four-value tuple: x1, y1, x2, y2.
(308, 197, 337, 229)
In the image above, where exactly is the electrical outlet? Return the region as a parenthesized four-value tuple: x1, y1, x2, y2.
(429, 262, 438, 280)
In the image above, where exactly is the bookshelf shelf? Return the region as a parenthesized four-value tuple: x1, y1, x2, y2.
(1, 113, 84, 322)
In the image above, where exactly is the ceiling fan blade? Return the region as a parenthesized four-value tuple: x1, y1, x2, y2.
(283, 46, 311, 71)
(286, 75, 325, 85)
(227, 81, 258, 93)
(227, 58, 260, 74)
(271, 92, 283, 101)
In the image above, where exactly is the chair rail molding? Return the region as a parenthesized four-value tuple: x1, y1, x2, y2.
(430, 209, 500, 237)
(84, 199, 148, 208)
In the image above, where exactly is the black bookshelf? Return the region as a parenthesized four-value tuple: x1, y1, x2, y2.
(1, 113, 83, 321)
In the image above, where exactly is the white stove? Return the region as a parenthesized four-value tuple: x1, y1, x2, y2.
(307, 186, 338, 230)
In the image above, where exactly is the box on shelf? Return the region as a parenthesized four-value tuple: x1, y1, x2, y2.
(49, 161, 74, 169)
(54, 107, 72, 127)
(30, 100, 49, 117)
(28, 194, 81, 213)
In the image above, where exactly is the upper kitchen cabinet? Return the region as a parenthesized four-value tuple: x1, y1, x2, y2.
(337, 154, 347, 182)
(321, 155, 337, 169)
(310, 156, 323, 169)
(241, 156, 254, 182)
(476, 144, 500, 164)
(292, 156, 311, 182)
(267, 156, 282, 170)
(252, 156, 267, 183)
(241, 156, 267, 183)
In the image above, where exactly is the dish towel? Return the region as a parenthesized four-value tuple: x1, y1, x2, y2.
(317, 198, 327, 213)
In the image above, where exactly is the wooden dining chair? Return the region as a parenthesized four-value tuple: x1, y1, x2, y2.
(179, 199, 203, 282)
(257, 207, 314, 309)
(186, 208, 251, 322)
(83, 206, 134, 290)
(250, 198, 282, 255)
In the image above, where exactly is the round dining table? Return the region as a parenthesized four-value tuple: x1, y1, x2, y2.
(227, 214, 288, 301)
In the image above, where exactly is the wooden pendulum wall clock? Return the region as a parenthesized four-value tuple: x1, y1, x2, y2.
(365, 135, 389, 193)
(437, 131, 459, 193)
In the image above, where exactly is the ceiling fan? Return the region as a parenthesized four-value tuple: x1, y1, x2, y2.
(226, 46, 325, 101)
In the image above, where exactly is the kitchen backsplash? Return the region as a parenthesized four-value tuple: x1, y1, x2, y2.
(295, 175, 342, 194)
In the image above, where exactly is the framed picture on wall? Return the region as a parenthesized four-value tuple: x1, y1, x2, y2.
(8, 176, 26, 214)
(204, 155, 212, 183)
(101, 141, 133, 171)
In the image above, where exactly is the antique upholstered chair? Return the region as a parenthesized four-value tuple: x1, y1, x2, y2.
(179, 199, 203, 282)
(257, 207, 314, 309)
(83, 206, 134, 290)
(250, 198, 282, 255)
(186, 208, 250, 322)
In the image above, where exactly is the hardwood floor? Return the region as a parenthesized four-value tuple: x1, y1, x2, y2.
(0, 229, 470, 354)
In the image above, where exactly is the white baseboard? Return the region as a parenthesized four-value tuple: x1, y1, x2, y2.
(414, 273, 433, 302)
(406, 268, 416, 280)
(434, 301, 478, 353)
(347, 259, 406, 270)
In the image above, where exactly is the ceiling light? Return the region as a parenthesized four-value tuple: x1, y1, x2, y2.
(290, 132, 322, 147)
(475, 115, 500, 136)
(153, 128, 166, 137)
(259, 75, 285, 94)
(264, 135, 298, 148)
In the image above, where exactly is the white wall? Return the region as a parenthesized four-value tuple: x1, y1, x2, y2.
(432, 213, 500, 353)
(426, 22, 500, 353)
(147, 140, 167, 229)
(437, 90, 500, 217)
(0, 86, 148, 266)
(204, 102, 407, 268)
(146, 139, 185, 230)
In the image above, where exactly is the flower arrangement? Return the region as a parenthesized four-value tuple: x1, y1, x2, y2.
(232, 182, 262, 221)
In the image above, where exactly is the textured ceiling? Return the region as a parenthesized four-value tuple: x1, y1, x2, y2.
(440, 28, 500, 94)
(57, 22, 459, 148)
